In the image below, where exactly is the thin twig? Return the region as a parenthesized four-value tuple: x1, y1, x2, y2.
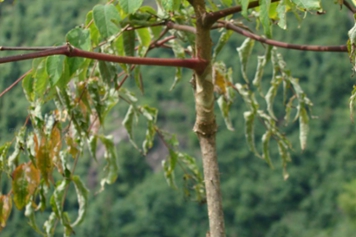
(0, 69, 32, 98)
(344, 0, 356, 13)
(0, 46, 57, 51)
(205, 0, 280, 24)
(222, 21, 347, 52)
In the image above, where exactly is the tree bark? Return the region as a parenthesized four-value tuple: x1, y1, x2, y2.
(189, 0, 226, 236)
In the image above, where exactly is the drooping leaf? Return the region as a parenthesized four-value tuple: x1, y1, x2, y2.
(141, 106, 158, 154)
(25, 202, 45, 235)
(162, 150, 178, 188)
(349, 85, 356, 121)
(12, 162, 40, 210)
(237, 38, 255, 83)
(299, 104, 309, 150)
(212, 30, 233, 62)
(265, 76, 282, 120)
(122, 105, 139, 150)
(119, 0, 144, 14)
(262, 130, 273, 168)
(252, 55, 266, 95)
(0, 194, 12, 231)
(93, 4, 121, 40)
(8, 127, 26, 169)
(136, 27, 151, 56)
(35, 134, 53, 186)
(0, 142, 11, 173)
(277, 140, 291, 180)
(22, 72, 35, 102)
(70, 176, 89, 227)
(168, 40, 185, 90)
(98, 135, 119, 191)
(43, 212, 57, 236)
(217, 96, 234, 131)
(243, 111, 260, 157)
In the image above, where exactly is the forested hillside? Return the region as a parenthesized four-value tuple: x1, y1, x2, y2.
(1, 1, 356, 237)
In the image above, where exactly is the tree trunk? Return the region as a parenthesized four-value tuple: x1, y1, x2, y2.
(189, 0, 226, 236)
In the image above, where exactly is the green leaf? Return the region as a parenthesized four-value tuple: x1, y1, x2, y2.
(217, 96, 234, 131)
(252, 55, 267, 95)
(259, 0, 272, 37)
(87, 135, 97, 161)
(265, 76, 282, 120)
(44, 212, 57, 236)
(119, 0, 143, 14)
(348, 17, 356, 71)
(262, 131, 273, 168)
(241, 0, 250, 18)
(277, 140, 291, 180)
(122, 105, 138, 147)
(162, 150, 178, 188)
(33, 58, 49, 97)
(136, 25, 151, 57)
(122, 30, 136, 56)
(65, 28, 91, 76)
(220, 0, 232, 6)
(161, 0, 181, 11)
(85, 11, 100, 47)
(0, 195, 12, 231)
(8, 127, 26, 169)
(349, 86, 356, 121)
(46, 55, 65, 87)
(98, 135, 119, 191)
(93, 4, 121, 39)
(213, 30, 233, 62)
(291, 0, 322, 10)
(237, 38, 255, 83)
(25, 202, 45, 236)
(98, 61, 118, 84)
(243, 111, 260, 157)
(277, 0, 287, 29)
(66, 28, 91, 51)
(0, 142, 11, 173)
(299, 104, 309, 150)
(22, 72, 35, 102)
(141, 106, 158, 154)
(70, 176, 89, 227)
(170, 40, 185, 90)
(12, 162, 40, 210)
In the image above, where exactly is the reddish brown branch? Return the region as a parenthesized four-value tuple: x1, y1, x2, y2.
(0, 46, 57, 51)
(0, 44, 208, 72)
(205, 0, 280, 24)
(223, 22, 347, 52)
(344, 0, 356, 13)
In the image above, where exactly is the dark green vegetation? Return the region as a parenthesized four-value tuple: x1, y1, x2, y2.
(1, 1, 356, 237)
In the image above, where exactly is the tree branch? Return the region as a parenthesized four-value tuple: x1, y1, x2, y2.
(343, 0, 356, 13)
(0, 44, 208, 72)
(205, 0, 280, 24)
(0, 69, 32, 98)
(222, 22, 348, 52)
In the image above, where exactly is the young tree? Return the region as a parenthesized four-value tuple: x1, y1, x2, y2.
(0, 0, 354, 236)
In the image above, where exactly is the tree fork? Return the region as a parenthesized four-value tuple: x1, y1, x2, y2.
(190, 0, 226, 236)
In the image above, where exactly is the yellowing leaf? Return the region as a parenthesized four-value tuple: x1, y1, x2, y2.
(12, 162, 40, 210)
(0, 194, 12, 232)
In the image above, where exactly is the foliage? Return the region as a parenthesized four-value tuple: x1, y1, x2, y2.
(0, 0, 356, 236)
